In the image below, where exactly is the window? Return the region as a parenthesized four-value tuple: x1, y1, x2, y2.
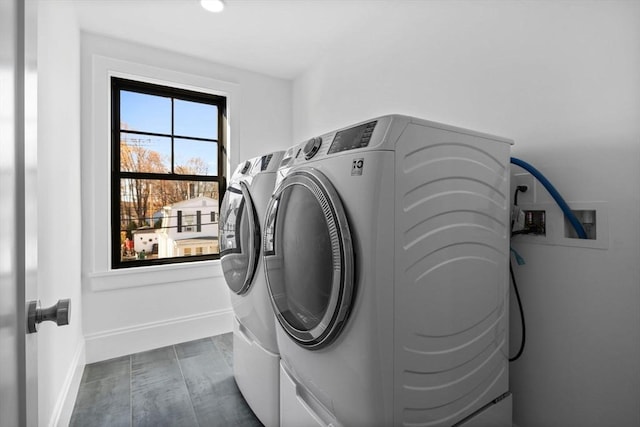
(111, 77, 227, 268)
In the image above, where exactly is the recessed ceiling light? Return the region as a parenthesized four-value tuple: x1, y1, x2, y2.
(201, 0, 225, 13)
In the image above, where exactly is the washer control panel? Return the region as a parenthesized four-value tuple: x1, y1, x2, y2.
(280, 116, 391, 170)
(327, 121, 377, 154)
(259, 153, 274, 171)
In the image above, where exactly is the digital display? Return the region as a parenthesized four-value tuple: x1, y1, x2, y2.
(327, 121, 377, 154)
(260, 153, 273, 171)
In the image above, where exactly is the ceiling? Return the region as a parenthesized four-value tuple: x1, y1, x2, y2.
(73, 0, 397, 80)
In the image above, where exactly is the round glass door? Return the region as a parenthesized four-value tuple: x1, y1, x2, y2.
(219, 181, 260, 295)
(263, 167, 354, 350)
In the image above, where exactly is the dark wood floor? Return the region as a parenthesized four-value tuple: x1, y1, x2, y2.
(70, 333, 263, 427)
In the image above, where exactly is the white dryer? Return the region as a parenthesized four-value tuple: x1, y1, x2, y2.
(263, 115, 513, 427)
(219, 150, 284, 427)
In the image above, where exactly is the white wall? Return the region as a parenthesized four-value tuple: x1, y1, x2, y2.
(292, 1, 640, 426)
(37, 1, 85, 426)
(80, 33, 292, 363)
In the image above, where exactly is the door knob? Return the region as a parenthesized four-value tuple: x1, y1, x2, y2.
(27, 299, 70, 334)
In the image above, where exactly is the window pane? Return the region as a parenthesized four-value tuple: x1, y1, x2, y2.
(120, 133, 171, 173)
(120, 90, 171, 134)
(174, 138, 218, 176)
(174, 99, 218, 139)
(119, 178, 219, 263)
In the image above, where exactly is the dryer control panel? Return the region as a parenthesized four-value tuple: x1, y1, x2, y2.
(279, 115, 405, 171)
(327, 121, 377, 154)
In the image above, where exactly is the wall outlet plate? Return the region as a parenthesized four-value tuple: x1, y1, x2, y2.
(565, 210, 597, 240)
(513, 202, 608, 250)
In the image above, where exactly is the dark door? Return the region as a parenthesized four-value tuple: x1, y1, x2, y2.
(219, 180, 261, 295)
(263, 167, 355, 350)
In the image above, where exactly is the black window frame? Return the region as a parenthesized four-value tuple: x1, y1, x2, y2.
(111, 77, 227, 269)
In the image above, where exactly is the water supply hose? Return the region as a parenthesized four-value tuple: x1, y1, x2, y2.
(510, 157, 587, 239)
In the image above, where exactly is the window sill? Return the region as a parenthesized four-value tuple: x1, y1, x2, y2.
(88, 260, 223, 292)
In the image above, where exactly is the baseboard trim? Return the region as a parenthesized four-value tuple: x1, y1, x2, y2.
(84, 308, 234, 363)
(51, 340, 86, 427)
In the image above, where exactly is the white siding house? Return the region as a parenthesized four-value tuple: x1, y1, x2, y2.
(157, 196, 219, 258)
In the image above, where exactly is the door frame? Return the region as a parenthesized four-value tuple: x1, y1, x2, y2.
(0, 0, 39, 425)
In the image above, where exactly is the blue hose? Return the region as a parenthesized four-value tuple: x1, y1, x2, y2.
(510, 157, 588, 239)
(510, 247, 526, 265)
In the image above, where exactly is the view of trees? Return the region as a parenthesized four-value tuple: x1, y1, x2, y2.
(119, 135, 218, 231)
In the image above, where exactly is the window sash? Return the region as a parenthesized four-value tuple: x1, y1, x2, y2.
(111, 77, 227, 269)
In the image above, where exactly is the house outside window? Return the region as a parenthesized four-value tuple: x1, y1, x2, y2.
(111, 77, 227, 268)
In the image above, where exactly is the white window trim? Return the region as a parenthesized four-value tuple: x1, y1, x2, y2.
(82, 48, 240, 291)
(88, 260, 223, 291)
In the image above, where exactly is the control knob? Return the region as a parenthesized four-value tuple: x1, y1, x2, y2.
(240, 160, 252, 174)
(303, 137, 322, 160)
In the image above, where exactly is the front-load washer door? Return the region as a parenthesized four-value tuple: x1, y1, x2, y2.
(219, 180, 260, 295)
(263, 167, 354, 350)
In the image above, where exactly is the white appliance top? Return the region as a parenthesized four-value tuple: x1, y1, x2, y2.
(230, 150, 285, 183)
(279, 114, 513, 170)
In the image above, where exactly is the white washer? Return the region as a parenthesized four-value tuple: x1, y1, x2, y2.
(263, 115, 513, 427)
(219, 150, 284, 427)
